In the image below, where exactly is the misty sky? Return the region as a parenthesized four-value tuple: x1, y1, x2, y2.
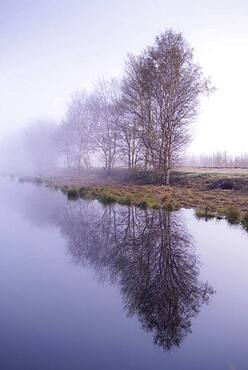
(1, 0, 248, 154)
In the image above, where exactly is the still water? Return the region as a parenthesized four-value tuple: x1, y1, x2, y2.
(0, 178, 248, 370)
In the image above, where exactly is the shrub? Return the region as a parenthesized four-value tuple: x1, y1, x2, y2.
(34, 177, 43, 186)
(146, 198, 161, 209)
(67, 189, 79, 200)
(137, 201, 148, 209)
(79, 187, 91, 199)
(61, 185, 69, 194)
(79, 186, 90, 195)
(224, 205, 241, 224)
(118, 195, 133, 205)
(98, 192, 116, 205)
(241, 213, 248, 231)
(165, 201, 180, 211)
(195, 208, 215, 220)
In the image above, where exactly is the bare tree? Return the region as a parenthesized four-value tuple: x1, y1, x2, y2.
(119, 55, 150, 173)
(23, 120, 59, 174)
(61, 92, 93, 170)
(91, 79, 121, 175)
(122, 30, 211, 183)
(56, 30, 213, 182)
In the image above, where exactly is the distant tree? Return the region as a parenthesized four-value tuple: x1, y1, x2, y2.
(60, 92, 93, 170)
(185, 151, 248, 168)
(91, 79, 121, 174)
(23, 120, 59, 173)
(57, 118, 75, 168)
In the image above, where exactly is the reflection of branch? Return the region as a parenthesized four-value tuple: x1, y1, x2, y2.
(57, 202, 214, 351)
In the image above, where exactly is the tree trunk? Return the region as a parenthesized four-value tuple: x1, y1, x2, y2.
(162, 166, 170, 185)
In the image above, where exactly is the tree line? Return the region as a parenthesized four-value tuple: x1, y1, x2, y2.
(22, 30, 211, 183)
(185, 152, 248, 168)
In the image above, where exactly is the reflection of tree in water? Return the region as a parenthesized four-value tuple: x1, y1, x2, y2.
(57, 200, 214, 351)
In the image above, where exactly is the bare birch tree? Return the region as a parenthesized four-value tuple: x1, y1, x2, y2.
(122, 30, 211, 183)
(61, 92, 93, 170)
(91, 79, 121, 174)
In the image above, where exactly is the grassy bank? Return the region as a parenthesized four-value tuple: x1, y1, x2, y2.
(65, 184, 248, 226)
(17, 167, 248, 229)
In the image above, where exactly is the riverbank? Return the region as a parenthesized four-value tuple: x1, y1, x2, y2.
(16, 167, 248, 229)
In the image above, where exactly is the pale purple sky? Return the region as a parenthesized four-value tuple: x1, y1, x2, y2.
(1, 0, 248, 154)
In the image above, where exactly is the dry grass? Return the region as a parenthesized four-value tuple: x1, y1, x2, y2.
(60, 184, 248, 221)
(17, 168, 248, 228)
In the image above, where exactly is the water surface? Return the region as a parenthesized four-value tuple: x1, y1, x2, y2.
(0, 178, 248, 370)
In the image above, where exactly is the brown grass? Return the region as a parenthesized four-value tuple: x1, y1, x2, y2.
(17, 168, 248, 227)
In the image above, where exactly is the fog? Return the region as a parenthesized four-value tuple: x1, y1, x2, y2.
(0, 28, 211, 180)
(0, 122, 58, 175)
(1, 0, 248, 176)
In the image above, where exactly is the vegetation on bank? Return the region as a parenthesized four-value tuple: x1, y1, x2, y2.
(64, 185, 248, 226)
(16, 169, 248, 231)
